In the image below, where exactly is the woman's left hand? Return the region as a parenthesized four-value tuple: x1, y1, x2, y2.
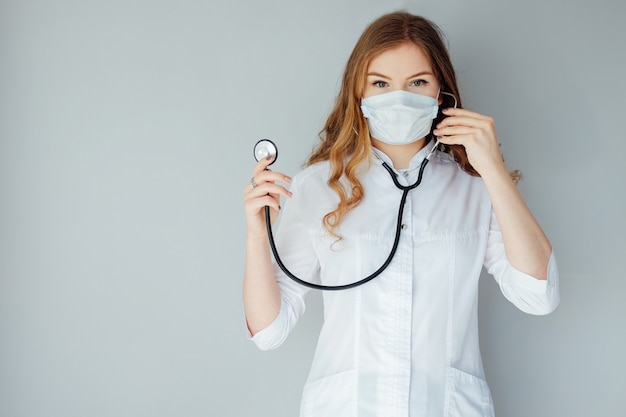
(432, 108, 506, 177)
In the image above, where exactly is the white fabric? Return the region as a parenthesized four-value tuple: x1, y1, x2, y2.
(247, 141, 560, 417)
(360, 90, 439, 145)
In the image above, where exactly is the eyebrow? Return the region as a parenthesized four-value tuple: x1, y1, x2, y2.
(366, 71, 434, 79)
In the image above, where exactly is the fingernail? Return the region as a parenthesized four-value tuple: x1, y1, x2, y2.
(442, 108, 451, 113)
(284, 176, 292, 183)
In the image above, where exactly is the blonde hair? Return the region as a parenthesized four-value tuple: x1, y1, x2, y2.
(307, 12, 518, 238)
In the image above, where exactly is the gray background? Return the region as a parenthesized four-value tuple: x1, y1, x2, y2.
(1, 0, 624, 416)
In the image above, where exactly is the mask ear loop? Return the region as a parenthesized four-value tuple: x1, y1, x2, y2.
(428, 91, 459, 159)
(439, 91, 458, 109)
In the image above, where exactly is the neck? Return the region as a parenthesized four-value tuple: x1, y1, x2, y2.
(371, 138, 426, 169)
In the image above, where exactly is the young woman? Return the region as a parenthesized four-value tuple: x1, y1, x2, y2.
(242, 11, 559, 417)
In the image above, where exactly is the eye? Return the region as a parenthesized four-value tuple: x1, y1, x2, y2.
(372, 80, 388, 88)
(410, 79, 428, 87)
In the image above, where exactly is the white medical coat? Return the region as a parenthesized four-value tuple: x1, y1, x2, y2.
(248, 141, 560, 417)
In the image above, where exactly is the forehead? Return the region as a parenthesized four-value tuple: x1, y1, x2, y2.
(367, 42, 433, 74)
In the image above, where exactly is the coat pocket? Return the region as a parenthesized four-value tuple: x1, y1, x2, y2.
(445, 367, 494, 417)
(300, 369, 357, 417)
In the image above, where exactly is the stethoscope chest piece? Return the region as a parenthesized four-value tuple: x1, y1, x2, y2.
(253, 139, 278, 166)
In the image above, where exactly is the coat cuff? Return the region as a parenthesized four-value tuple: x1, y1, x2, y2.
(245, 307, 289, 351)
(498, 251, 560, 315)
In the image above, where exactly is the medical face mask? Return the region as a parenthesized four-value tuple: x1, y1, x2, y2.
(360, 90, 439, 145)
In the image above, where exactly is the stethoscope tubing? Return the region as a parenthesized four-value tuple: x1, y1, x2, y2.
(265, 153, 432, 291)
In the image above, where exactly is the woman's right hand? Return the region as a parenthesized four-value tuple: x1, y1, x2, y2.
(243, 157, 292, 237)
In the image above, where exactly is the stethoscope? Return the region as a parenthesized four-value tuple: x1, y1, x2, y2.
(253, 137, 439, 291)
(253, 91, 456, 291)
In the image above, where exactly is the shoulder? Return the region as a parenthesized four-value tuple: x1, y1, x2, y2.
(283, 161, 338, 222)
(291, 161, 332, 191)
(433, 150, 477, 176)
(431, 150, 488, 192)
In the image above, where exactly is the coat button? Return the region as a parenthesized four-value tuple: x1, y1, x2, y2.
(401, 224, 408, 230)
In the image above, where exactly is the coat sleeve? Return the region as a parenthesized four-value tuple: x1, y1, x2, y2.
(483, 210, 560, 315)
(246, 174, 319, 350)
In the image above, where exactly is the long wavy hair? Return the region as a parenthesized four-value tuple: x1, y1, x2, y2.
(306, 12, 509, 238)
